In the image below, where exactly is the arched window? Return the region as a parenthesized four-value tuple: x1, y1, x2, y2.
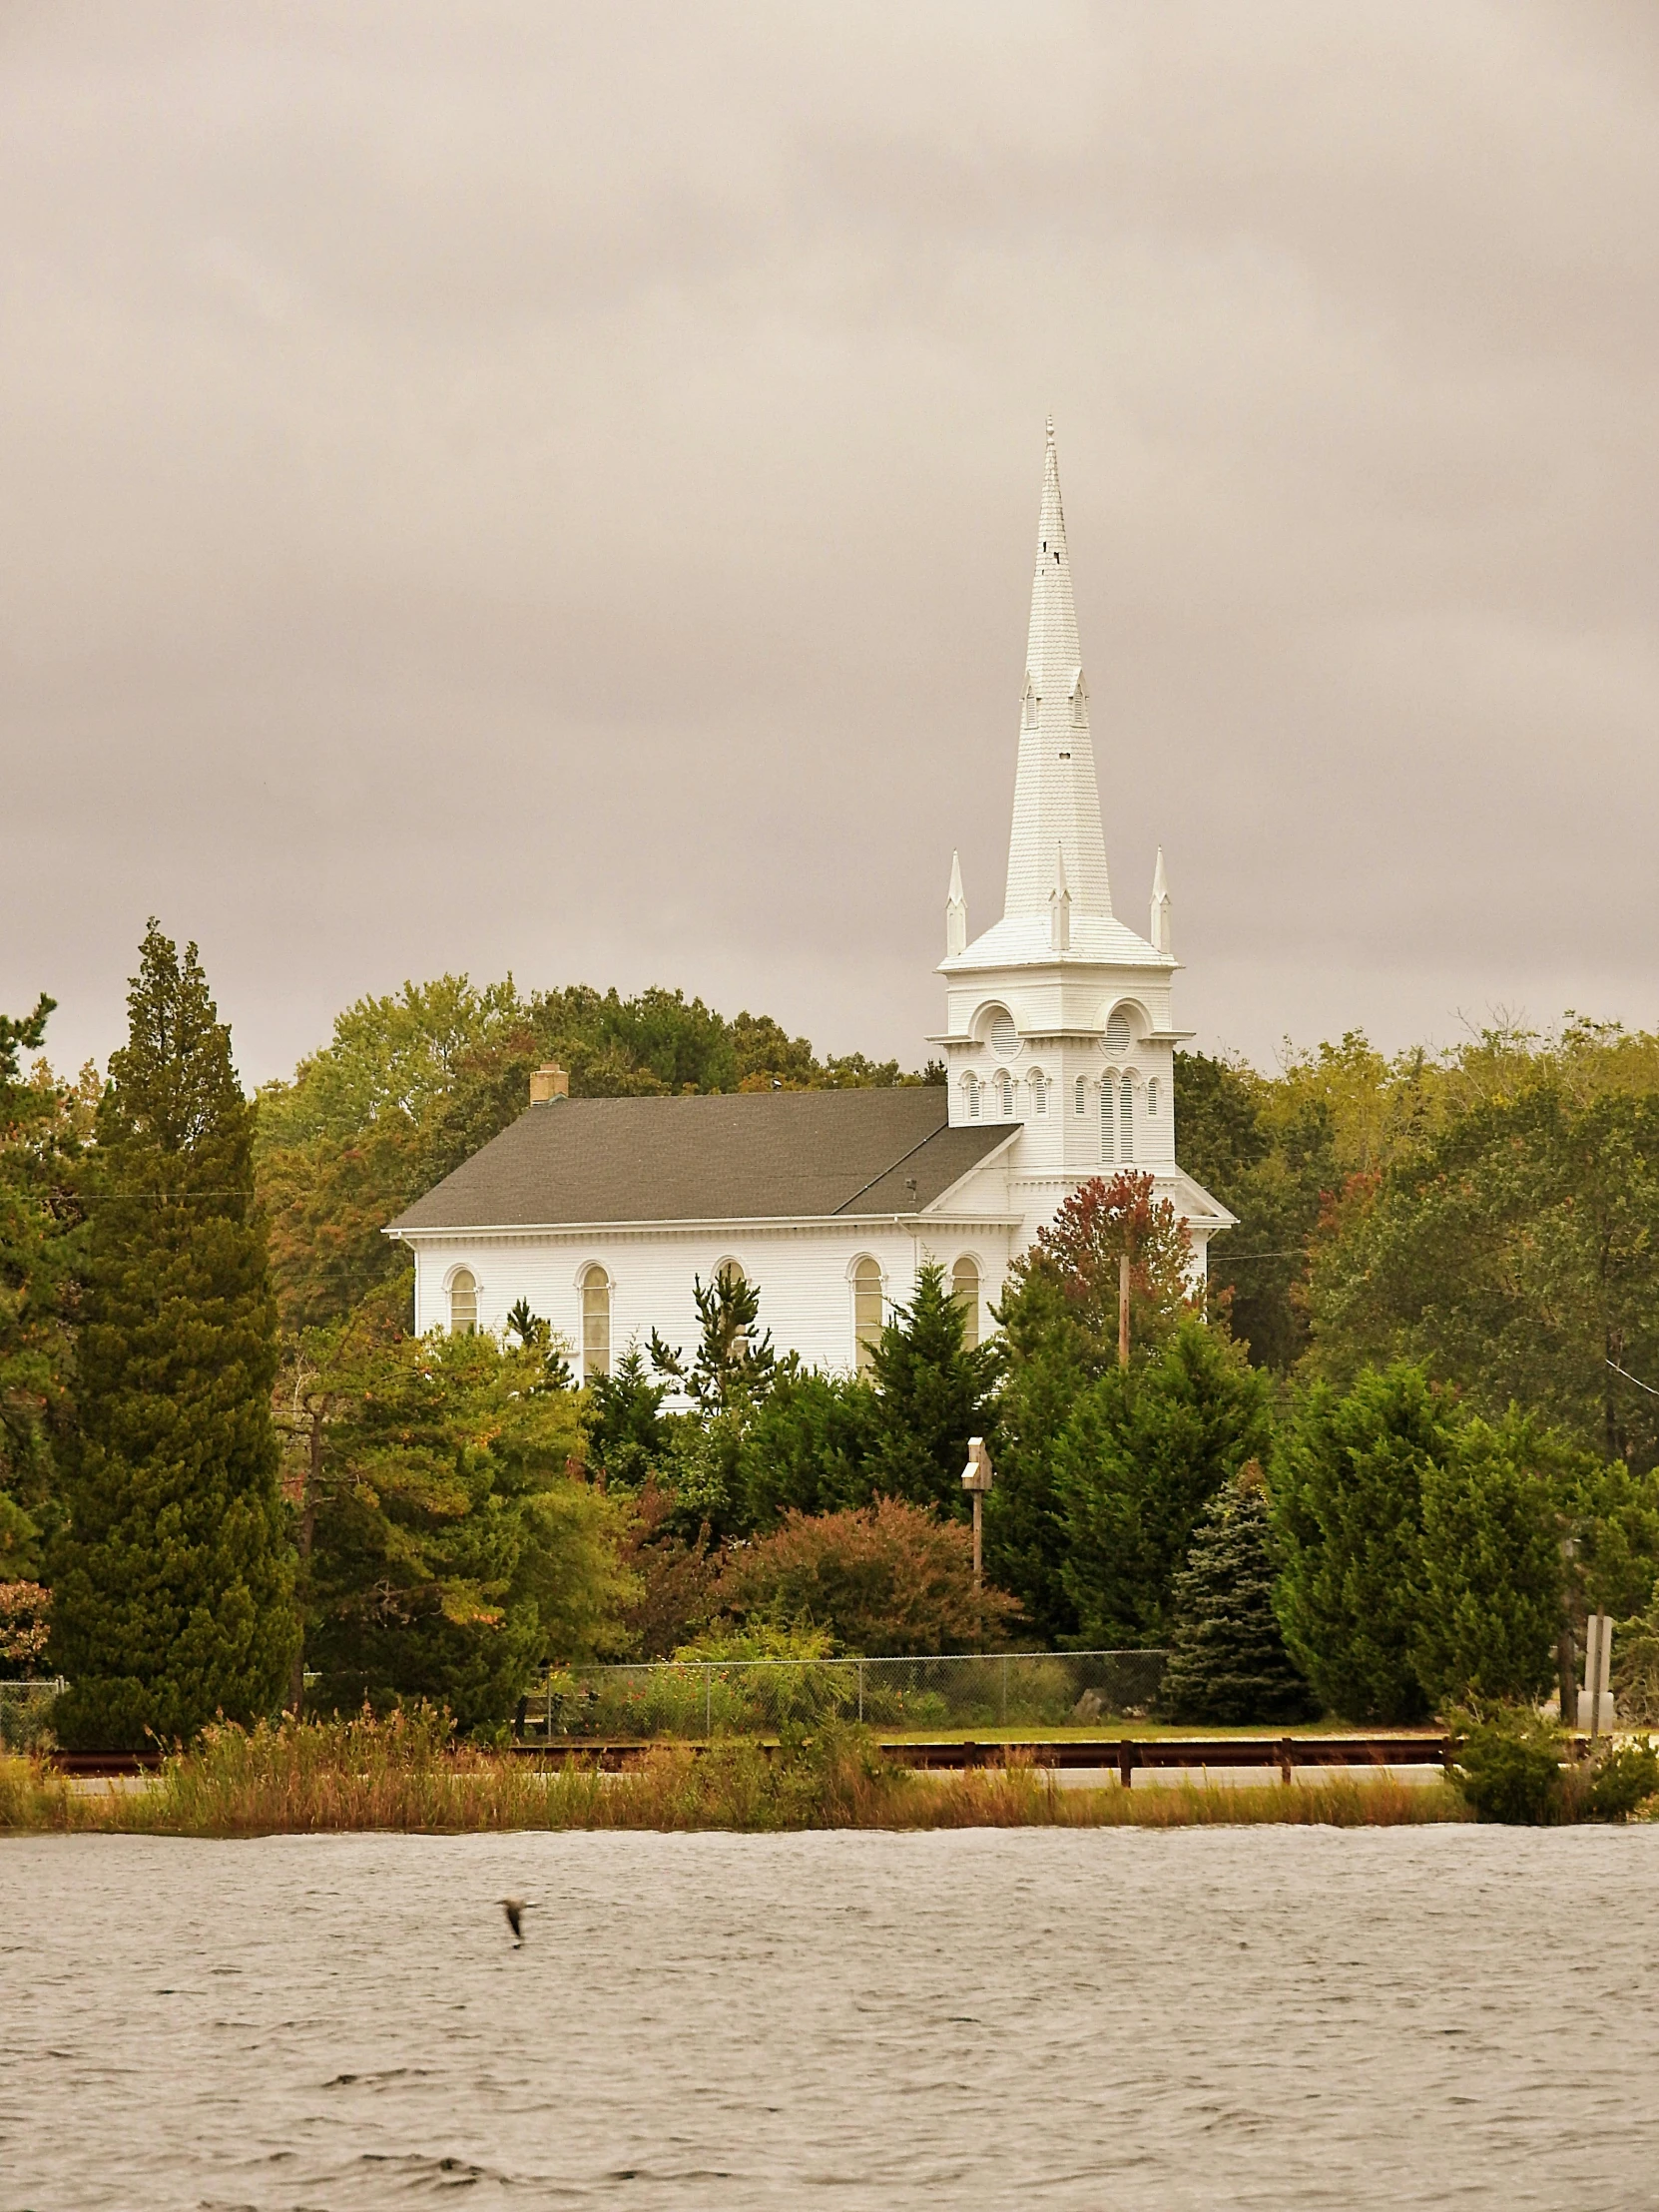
(1120, 1076, 1135, 1162)
(1071, 678, 1087, 728)
(1022, 677, 1038, 730)
(1148, 1076, 1161, 1120)
(1031, 1070, 1048, 1116)
(951, 1256, 980, 1350)
(715, 1258, 748, 1355)
(964, 1072, 981, 1120)
(448, 1267, 477, 1336)
(1100, 1078, 1115, 1164)
(580, 1264, 611, 1380)
(998, 1073, 1015, 1118)
(1074, 1075, 1087, 1117)
(1105, 1009, 1131, 1054)
(853, 1257, 883, 1378)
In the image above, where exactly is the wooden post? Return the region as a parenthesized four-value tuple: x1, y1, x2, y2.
(961, 1436, 993, 1595)
(1118, 1252, 1131, 1369)
(1557, 1626, 1578, 1732)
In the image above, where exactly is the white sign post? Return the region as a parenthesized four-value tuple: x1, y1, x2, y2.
(960, 1435, 994, 1591)
(1581, 1613, 1615, 1739)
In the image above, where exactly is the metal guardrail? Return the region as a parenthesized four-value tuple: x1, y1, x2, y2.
(0, 1678, 63, 1752)
(528, 1650, 1170, 1740)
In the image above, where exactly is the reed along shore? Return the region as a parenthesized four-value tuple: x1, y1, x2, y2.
(1, 1711, 1472, 1838)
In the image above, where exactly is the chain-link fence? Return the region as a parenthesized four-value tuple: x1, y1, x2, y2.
(528, 1650, 1168, 1740)
(0, 1678, 63, 1753)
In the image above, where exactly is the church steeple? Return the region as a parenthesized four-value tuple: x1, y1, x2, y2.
(1002, 419, 1113, 922)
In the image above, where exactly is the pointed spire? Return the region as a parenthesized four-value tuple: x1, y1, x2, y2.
(945, 849, 967, 958)
(1149, 845, 1171, 955)
(1002, 421, 1113, 921)
(1048, 842, 1072, 952)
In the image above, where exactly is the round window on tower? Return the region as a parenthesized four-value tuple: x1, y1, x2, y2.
(988, 1010, 1018, 1059)
(1105, 1009, 1131, 1055)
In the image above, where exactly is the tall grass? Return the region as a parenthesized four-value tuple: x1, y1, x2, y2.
(0, 1713, 1472, 1837)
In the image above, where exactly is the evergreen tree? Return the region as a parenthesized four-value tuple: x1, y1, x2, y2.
(864, 1261, 1000, 1517)
(1055, 1319, 1275, 1645)
(1412, 1412, 1565, 1707)
(50, 924, 296, 1748)
(585, 1345, 672, 1486)
(981, 1264, 1091, 1645)
(1272, 1363, 1455, 1723)
(649, 1268, 777, 1412)
(1159, 1464, 1317, 1724)
(1, 993, 78, 1577)
(739, 1366, 877, 1527)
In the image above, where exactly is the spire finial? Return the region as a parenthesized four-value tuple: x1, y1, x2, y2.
(945, 849, 967, 958)
(1046, 412, 1055, 445)
(1150, 845, 1171, 955)
(1048, 841, 1072, 951)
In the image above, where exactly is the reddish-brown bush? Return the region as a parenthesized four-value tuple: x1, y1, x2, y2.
(714, 1497, 1017, 1655)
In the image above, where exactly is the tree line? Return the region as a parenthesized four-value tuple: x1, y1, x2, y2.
(4, 930, 1659, 1746)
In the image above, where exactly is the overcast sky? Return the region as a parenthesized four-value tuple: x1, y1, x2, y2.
(3, 1, 1656, 1088)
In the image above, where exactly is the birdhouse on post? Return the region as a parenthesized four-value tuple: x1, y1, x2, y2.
(960, 1435, 994, 1588)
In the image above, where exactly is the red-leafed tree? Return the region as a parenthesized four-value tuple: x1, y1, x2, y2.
(985, 1175, 1201, 1644)
(1020, 1172, 1197, 1364)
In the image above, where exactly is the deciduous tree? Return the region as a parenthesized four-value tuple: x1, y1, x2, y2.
(300, 1327, 633, 1731)
(714, 1496, 1016, 1655)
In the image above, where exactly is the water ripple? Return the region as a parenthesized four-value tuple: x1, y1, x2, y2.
(1, 1825, 1655, 2208)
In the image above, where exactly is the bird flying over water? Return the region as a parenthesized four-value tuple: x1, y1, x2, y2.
(500, 1897, 535, 1946)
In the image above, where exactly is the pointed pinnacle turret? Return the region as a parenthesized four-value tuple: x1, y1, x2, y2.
(1048, 841, 1072, 952)
(1002, 421, 1112, 922)
(1149, 845, 1171, 955)
(945, 849, 967, 958)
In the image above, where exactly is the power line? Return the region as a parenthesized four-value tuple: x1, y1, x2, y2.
(1610, 1345, 1659, 1397)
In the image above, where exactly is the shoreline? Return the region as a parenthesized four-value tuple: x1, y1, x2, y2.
(4, 1738, 1471, 1837)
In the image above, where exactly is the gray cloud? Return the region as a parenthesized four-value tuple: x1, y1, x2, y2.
(2, 0, 1655, 1083)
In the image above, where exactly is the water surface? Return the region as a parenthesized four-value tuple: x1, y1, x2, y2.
(3, 1825, 1655, 2208)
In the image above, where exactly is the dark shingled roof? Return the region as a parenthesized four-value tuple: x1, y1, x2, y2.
(387, 1088, 1014, 1233)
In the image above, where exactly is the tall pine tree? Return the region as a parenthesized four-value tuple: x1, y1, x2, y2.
(1272, 1363, 1454, 1724)
(1159, 1464, 1317, 1725)
(51, 924, 295, 1748)
(865, 1262, 1000, 1517)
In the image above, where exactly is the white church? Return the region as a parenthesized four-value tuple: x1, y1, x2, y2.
(387, 425, 1233, 1376)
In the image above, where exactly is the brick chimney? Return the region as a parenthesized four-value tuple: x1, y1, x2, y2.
(529, 1062, 569, 1104)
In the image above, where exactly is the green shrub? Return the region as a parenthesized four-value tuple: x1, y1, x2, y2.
(1582, 1737, 1659, 1822)
(1450, 1708, 1566, 1824)
(1613, 1588, 1659, 1725)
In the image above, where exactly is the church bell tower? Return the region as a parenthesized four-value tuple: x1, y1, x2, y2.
(935, 422, 1231, 1268)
